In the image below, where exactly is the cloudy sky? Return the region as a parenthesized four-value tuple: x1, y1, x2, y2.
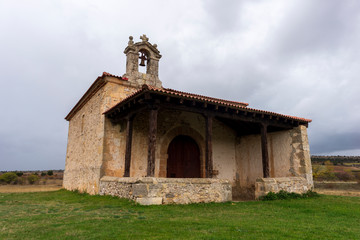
(1, 0, 359, 171)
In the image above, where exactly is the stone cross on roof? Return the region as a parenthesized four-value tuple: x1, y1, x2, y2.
(140, 34, 149, 42)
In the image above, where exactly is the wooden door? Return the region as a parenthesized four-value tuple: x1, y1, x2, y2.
(167, 135, 200, 178)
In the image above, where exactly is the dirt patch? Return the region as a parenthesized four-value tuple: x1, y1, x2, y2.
(315, 189, 360, 197)
(0, 179, 63, 193)
(314, 181, 360, 197)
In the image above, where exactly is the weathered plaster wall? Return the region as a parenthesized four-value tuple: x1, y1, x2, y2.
(128, 111, 149, 177)
(268, 130, 293, 178)
(233, 126, 313, 199)
(212, 120, 237, 181)
(64, 78, 138, 194)
(234, 134, 263, 199)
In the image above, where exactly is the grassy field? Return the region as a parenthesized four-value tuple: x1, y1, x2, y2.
(1, 190, 359, 239)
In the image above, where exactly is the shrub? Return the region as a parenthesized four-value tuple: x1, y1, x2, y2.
(47, 170, 53, 176)
(302, 190, 319, 198)
(262, 191, 278, 200)
(41, 172, 46, 177)
(0, 172, 18, 184)
(260, 190, 319, 201)
(312, 163, 337, 181)
(27, 174, 39, 184)
(15, 172, 23, 177)
(353, 172, 360, 185)
(15, 177, 25, 185)
(335, 171, 355, 181)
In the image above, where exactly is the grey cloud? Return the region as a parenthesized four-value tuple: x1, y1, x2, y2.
(203, 0, 243, 33)
(310, 132, 360, 154)
(273, 1, 360, 59)
(0, 0, 359, 171)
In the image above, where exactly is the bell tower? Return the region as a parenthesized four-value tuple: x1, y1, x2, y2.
(123, 35, 162, 88)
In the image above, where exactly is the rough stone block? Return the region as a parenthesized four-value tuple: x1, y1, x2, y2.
(132, 184, 148, 197)
(136, 197, 163, 205)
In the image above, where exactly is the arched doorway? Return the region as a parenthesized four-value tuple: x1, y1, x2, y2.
(167, 135, 201, 178)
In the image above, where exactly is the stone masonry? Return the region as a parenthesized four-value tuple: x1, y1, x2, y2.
(255, 177, 313, 199)
(100, 176, 232, 205)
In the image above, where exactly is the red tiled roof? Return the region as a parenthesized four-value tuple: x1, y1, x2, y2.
(146, 84, 249, 107)
(104, 84, 312, 123)
(102, 72, 127, 80)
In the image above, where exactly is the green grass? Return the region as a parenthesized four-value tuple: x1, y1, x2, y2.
(1, 190, 359, 239)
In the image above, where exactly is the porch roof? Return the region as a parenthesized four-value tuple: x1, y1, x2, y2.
(104, 84, 311, 132)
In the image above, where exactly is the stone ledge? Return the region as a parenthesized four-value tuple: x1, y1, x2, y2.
(99, 176, 232, 205)
(136, 197, 163, 205)
(255, 177, 313, 199)
(100, 176, 230, 184)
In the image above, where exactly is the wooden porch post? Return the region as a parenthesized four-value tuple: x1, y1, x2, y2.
(123, 115, 134, 177)
(205, 115, 213, 178)
(147, 106, 158, 177)
(261, 123, 270, 178)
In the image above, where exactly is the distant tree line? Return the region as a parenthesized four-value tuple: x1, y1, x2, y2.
(311, 155, 360, 165)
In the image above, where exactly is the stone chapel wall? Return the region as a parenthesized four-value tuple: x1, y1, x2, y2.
(64, 78, 138, 194)
(101, 81, 138, 178)
(63, 87, 106, 194)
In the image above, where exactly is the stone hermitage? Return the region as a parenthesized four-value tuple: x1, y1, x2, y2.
(63, 35, 313, 204)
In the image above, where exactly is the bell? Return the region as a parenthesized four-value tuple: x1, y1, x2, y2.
(139, 57, 146, 66)
(139, 52, 147, 66)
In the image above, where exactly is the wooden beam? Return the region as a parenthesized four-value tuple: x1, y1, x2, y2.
(261, 123, 270, 178)
(147, 106, 158, 177)
(205, 115, 213, 178)
(123, 115, 134, 177)
(109, 106, 148, 123)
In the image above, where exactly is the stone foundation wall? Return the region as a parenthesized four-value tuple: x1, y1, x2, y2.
(99, 176, 232, 205)
(255, 177, 313, 199)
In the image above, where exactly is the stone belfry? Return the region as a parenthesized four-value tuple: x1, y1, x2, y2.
(123, 34, 162, 88)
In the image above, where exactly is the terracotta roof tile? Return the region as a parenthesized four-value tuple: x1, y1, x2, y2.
(102, 72, 127, 80)
(145, 84, 249, 107)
